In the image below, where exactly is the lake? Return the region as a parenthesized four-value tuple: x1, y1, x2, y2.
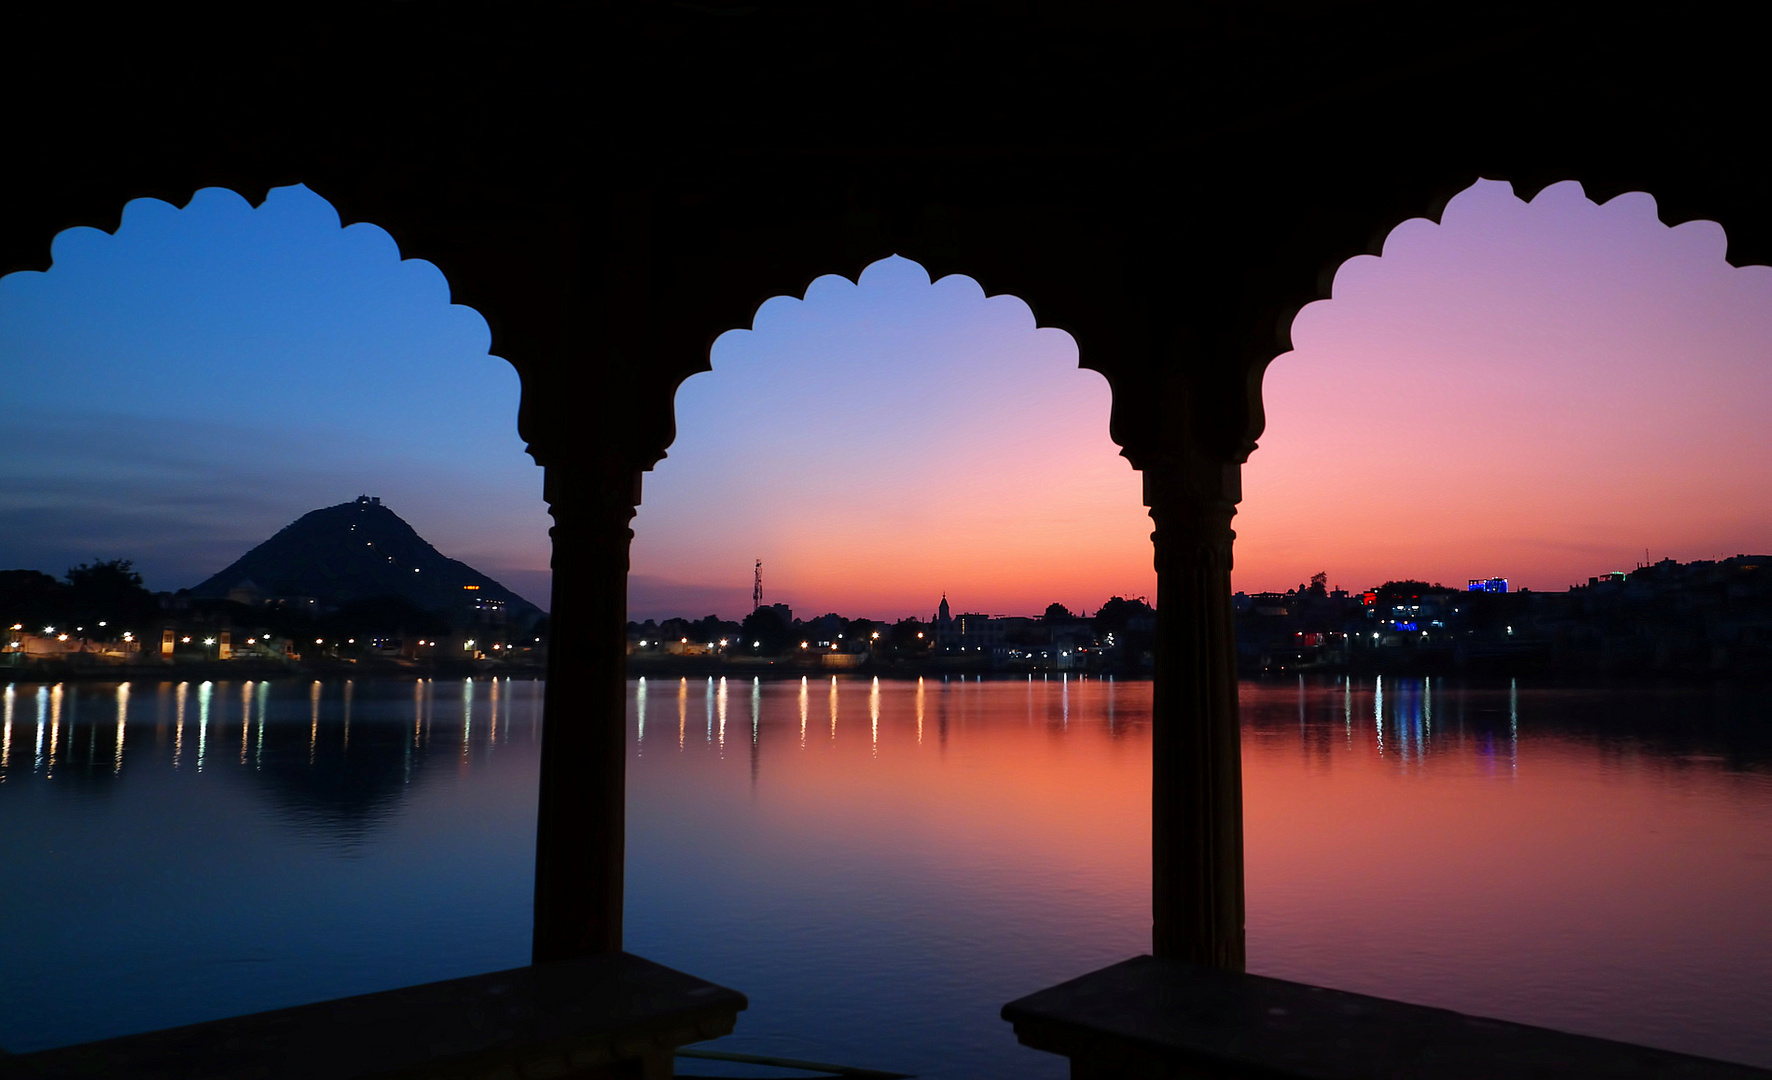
(1, 674, 1768, 1077)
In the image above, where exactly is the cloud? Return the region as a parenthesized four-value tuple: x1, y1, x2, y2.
(0, 410, 455, 590)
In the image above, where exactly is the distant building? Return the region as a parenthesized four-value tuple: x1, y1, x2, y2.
(929, 594, 1008, 657)
(1467, 577, 1509, 593)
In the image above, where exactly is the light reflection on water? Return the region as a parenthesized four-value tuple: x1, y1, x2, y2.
(626, 674, 1772, 1078)
(0, 675, 1767, 1077)
(0, 675, 545, 1057)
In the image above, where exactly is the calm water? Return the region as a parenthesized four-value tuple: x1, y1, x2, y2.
(1, 675, 1769, 1076)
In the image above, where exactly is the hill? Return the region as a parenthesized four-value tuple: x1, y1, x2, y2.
(189, 496, 543, 624)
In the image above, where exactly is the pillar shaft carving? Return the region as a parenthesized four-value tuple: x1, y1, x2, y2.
(1145, 454, 1246, 971)
(532, 459, 643, 963)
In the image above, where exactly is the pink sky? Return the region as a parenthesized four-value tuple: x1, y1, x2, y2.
(1243, 179, 1772, 596)
(629, 179, 1772, 621)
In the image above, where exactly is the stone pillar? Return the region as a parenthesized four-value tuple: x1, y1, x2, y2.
(532, 458, 641, 963)
(1145, 452, 1246, 971)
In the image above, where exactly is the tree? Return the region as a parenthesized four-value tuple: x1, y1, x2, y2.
(1044, 602, 1074, 621)
(64, 559, 158, 639)
(0, 569, 69, 631)
(740, 605, 792, 654)
(1376, 580, 1452, 601)
(1092, 595, 1155, 635)
(1308, 571, 1328, 597)
(888, 617, 930, 652)
(689, 614, 742, 644)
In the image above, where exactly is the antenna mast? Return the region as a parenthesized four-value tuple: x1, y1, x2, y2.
(753, 558, 763, 612)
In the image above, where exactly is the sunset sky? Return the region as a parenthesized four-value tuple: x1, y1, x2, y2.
(2, 179, 1767, 619)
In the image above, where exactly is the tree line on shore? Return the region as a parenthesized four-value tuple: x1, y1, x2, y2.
(2, 559, 544, 664)
(628, 596, 1158, 663)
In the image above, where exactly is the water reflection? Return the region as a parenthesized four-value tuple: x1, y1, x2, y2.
(0, 676, 544, 835)
(175, 682, 187, 768)
(459, 678, 473, 761)
(623, 674, 1771, 1077)
(0, 674, 546, 1058)
(635, 676, 647, 751)
(717, 676, 728, 754)
(4, 674, 1770, 1075)
(750, 677, 761, 788)
(114, 683, 128, 774)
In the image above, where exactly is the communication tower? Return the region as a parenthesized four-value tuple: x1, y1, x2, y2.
(753, 559, 763, 612)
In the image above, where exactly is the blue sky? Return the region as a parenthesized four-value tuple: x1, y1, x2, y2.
(0, 185, 553, 607)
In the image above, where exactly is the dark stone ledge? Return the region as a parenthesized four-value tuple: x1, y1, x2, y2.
(2, 952, 745, 1080)
(1003, 955, 1770, 1080)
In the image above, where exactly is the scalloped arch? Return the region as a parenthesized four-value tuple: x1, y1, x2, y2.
(1240, 169, 1772, 468)
(0, 181, 533, 457)
(645, 251, 1125, 481)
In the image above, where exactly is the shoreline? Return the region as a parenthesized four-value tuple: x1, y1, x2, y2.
(6, 657, 1767, 689)
(0, 657, 545, 684)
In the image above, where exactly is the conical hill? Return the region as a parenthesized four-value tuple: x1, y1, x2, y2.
(189, 497, 542, 621)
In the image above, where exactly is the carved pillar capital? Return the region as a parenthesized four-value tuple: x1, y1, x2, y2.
(1140, 443, 1242, 501)
(1143, 454, 1240, 568)
(540, 456, 645, 552)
